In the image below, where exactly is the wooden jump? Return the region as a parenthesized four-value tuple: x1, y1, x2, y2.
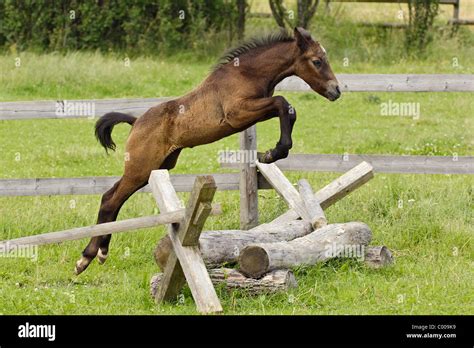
(152, 160, 393, 305)
(2, 161, 387, 313)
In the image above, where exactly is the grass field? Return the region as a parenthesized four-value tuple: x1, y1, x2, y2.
(0, 9, 473, 314)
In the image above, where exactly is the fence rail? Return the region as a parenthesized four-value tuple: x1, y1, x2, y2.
(276, 74, 474, 93)
(0, 173, 270, 196)
(221, 154, 474, 175)
(1, 154, 472, 197)
(0, 173, 272, 197)
(1, 74, 473, 120)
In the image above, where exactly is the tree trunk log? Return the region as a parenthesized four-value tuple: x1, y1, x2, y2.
(154, 220, 313, 269)
(150, 268, 297, 297)
(239, 222, 372, 278)
(364, 246, 394, 268)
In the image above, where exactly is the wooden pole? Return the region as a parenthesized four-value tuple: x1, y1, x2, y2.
(297, 179, 327, 229)
(0, 204, 221, 252)
(271, 161, 374, 224)
(239, 126, 259, 229)
(0, 211, 184, 252)
(255, 161, 311, 221)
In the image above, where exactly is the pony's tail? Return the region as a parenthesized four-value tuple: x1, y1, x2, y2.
(95, 112, 137, 153)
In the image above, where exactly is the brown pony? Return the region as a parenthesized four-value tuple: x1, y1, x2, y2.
(75, 27, 340, 275)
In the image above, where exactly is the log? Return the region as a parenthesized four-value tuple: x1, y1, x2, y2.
(364, 246, 394, 268)
(150, 268, 297, 297)
(297, 179, 327, 229)
(154, 220, 313, 269)
(239, 222, 372, 278)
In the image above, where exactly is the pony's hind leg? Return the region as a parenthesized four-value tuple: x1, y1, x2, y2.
(74, 175, 147, 275)
(96, 177, 148, 265)
(74, 146, 182, 275)
(96, 148, 183, 264)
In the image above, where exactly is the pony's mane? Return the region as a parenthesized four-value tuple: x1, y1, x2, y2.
(213, 30, 294, 71)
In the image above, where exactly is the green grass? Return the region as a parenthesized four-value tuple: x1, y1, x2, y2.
(0, 50, 473, 314)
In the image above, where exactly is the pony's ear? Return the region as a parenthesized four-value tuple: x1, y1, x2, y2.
(294, 27, 311, 51)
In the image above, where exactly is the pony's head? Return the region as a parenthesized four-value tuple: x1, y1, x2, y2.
(292, 27, 341, 101)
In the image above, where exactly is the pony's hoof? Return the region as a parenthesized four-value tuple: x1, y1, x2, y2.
(97, 249, 108, 265)
(257, 151, 273, 163)
(74, 257, 89, 275)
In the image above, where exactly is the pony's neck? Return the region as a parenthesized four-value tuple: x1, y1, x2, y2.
(244, 41, 297, 96)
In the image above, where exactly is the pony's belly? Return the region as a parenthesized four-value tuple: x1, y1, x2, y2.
(176, 117, 237, 148)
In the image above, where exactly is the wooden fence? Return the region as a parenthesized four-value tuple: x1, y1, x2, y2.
(2, 75, 473, 121)
(1, 74, 472, 229)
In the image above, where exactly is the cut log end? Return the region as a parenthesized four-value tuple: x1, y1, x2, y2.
(154, 234, 172, 270)
(239, 245, 269, 278)
(364, 246, 394, 268)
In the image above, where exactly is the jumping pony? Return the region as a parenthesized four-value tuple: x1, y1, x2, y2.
(75, 27, 341, 275)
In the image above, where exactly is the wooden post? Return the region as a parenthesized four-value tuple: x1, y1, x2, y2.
(453, 0, 460, 21)
(149, 170, 222, 314)
(240, 126, 259, 229)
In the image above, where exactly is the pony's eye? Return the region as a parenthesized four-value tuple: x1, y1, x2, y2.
(313, 60, 322, 68)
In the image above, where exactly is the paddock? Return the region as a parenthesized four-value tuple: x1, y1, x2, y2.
(0, 73, 472, 313)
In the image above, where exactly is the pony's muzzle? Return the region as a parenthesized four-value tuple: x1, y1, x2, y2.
(326, 82, 341, 101)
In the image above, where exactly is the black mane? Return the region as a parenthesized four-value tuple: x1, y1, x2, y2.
(213, 30, 294, 71)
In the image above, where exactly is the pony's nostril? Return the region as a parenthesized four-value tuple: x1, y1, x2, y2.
(335, 85, 341, 95)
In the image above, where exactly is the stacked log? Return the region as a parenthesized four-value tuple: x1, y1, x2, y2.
(154, 219, 313, 269)
(238, 222, 372, 278)
(151, 268, 297, 297)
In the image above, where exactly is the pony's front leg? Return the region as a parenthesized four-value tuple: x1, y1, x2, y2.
(256, 96, 296, 163)
(227, 96, 296, 163)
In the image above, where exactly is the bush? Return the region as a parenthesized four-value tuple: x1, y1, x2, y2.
(405, 0, 440, 54)
(0, 0, 238, 54)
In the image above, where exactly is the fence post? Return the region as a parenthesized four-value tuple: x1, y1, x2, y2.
(453, 0, 460, 21)
(239, 125, 258, 230)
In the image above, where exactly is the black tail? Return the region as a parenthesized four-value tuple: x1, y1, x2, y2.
(95, 112, 137, 152)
